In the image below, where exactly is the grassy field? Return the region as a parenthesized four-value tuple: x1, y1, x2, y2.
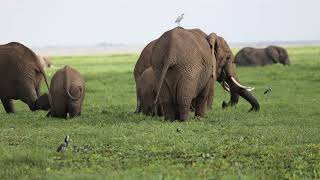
(0, 47, 319, 179)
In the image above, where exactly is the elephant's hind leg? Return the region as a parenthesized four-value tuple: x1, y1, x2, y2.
(1, 99, 15, 113)
(194, 81, 212, 118)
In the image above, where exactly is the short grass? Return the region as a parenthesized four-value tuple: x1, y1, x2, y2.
(0, 47, 319, 179)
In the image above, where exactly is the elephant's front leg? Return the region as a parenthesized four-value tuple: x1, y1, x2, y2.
(1, 98, 16, 113)
(194, 80, 212, 118)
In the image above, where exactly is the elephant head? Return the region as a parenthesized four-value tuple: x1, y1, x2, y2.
(207, 35, 260, 111)
(266, 46, 290, 65)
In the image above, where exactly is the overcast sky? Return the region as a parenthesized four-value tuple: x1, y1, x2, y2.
(1, 0, 319, 46)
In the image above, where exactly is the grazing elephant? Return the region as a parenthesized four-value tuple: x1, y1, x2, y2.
(212, 36, 260, 111)
(0, 42, 49, 113)
(152, 27, 216, 121)
(133, 39, 157, 112)
(235, 46, 290, 66)
(136, 67, 163, 116)
(37, 55, 53, 69)
(37, 65, 85, 119)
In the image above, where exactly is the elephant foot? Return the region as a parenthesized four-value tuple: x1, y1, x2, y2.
(1, 99, 16, 113)
(179, 113, 189, 122)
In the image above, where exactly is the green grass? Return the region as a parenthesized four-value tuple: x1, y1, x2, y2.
(0, 47, 320, 179)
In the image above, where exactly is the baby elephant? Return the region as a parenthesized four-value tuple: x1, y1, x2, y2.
(137, 67, 163, 116)
(37, 65, 85, 118)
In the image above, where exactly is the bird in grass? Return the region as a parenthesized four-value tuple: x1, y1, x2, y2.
(264, 87, 272, 94)
(57, 135, 70, 152)
(175, 13, 184, 27)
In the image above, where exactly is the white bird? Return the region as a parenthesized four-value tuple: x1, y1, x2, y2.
(57, 135, 70, 152)
(175, 14, 184, 27)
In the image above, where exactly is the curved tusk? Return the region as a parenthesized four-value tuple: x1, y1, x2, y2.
(222, 81, 230, 92)
(231, 77, 255, 91)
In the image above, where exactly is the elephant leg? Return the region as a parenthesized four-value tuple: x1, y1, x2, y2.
(46, 111, 52, 117)
(177, 80, 195, 121)
(157, 103, 164, 117)
(161, 101, 176, 120)
(1, 99, 15, 113)
(195, 83, 212, 118)
(159, 83, 177, 120)
(134, 96, 140, 113)
(206, 78, 215, 109)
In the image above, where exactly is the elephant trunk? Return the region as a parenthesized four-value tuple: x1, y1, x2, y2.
(222, 76, 260, 111)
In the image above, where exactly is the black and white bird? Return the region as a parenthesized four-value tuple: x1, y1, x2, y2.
(175, 14, 184, 27)
(264, 87, 272, 94)
(57, 135, 70, 152)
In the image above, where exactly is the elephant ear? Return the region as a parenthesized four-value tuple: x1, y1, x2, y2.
(206, 33, 218, 51)
(206, 33, 218, 78)
(266, 46, 280, 63)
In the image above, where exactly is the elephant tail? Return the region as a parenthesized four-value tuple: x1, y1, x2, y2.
(64, 66, 82, 101)
(154, 62, 170, 106)
(41, 71, 50, 92)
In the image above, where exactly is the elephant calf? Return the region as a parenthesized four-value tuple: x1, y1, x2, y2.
(37, 65, 85, 119)
(235, 46, 290, 66)
(136, 67, 163, 116)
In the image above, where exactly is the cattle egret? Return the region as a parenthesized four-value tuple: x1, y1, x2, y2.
(175, 14, 184, 27)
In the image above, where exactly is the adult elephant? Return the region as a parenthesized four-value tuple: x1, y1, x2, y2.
(235, 46, 290, 66)
(0, 42, 49, 113)
(152, 27, 216, 121)
(211, 37, 260, 111)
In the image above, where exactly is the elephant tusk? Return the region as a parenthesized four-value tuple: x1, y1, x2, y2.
(221, 81, 230, 92)
(231, 77, 255, 91)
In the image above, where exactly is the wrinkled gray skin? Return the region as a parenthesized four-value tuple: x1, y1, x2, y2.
(152, 27, 216, 121)
(37, 65, 85, 119)
(235, 46, 290, 66)
(136, 67, 163, 116)
(0, 42, 49, 113)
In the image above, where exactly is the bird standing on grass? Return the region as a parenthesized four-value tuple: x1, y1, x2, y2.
(264, 87, 272, 94)
(175, 14, 184, 27)
(57, 135, 70, 152)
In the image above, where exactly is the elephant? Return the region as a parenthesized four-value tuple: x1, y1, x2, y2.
(37, 65, 85, 119)
(235, 46, 290, 66)
(133, 39, 157, 112)
(151, 27, 216, 121)
(212, 36, 260, 111)
(37, 55, 53, 69)
(136, 67, 163, 116)
(0, 42, 49, 113)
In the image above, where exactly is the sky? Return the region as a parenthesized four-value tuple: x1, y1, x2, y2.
(0, 0, 319, 47)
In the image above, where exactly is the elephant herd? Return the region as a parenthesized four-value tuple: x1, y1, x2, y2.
(0, 42, 85, 118)
(0, 27, 290, 120)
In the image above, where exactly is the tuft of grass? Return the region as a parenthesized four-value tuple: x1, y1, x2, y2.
(0, 47, 319, 179)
